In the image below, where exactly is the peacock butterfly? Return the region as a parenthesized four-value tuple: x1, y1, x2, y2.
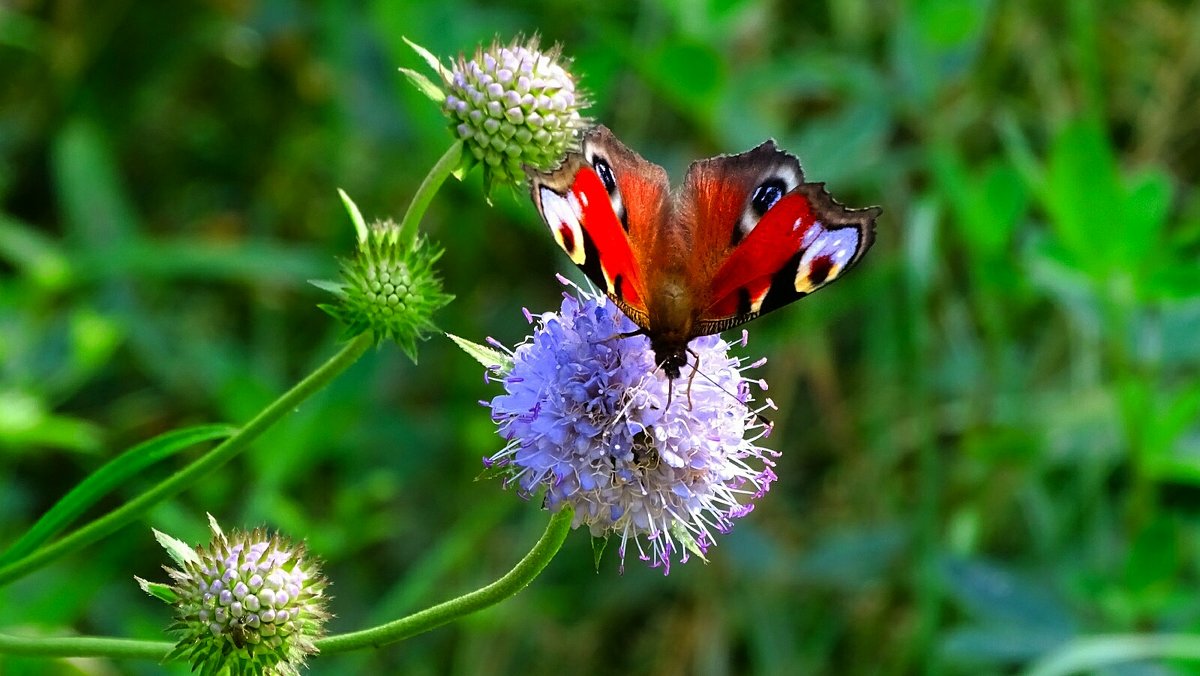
(528, 125, 880, 379)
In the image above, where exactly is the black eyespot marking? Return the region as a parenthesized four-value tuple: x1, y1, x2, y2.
(594, 157, 618, 194)
(736, 287, 752, 318)
(751, 178, 787, 216)
(730, 221, 745, 247)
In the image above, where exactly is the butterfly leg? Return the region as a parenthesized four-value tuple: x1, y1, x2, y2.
(684, 347, 701, 410)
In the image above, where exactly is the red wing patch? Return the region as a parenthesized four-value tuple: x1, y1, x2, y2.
(533, 165, 645, 312)
(705, 192, 817, 317)
(699, 184, 877, 333)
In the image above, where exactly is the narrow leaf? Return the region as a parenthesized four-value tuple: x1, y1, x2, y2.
(308, 278, 346, 295)
(53, 119, 140, 249)
(399, 67, 446, 103)
(152, 529, 201, 568)
(1042, 118, 1121, 272)
(0, 424, 235, 567)
(592, 535, 609, 572)
(136, 576, 180, 604)
(446, 332, 511, 370)
(671, 522, 709, 564)
(0, 213, 72, 289)
(338, 188, 368, 243)
(403, 36, 451, 81)
(205, 513, 224, 540)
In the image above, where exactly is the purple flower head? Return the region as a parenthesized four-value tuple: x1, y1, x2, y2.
(486, 282, 778, 574)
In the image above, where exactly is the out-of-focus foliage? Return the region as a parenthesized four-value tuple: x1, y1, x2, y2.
(1, 0, 1198, 674)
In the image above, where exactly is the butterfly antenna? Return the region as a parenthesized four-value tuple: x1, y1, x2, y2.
(685, 348, 700, 410)
(666, 369, 675, 410)
(689, 357, 775, 429)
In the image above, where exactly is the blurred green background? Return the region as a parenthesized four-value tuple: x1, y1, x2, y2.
(3, 0, 1200, 674)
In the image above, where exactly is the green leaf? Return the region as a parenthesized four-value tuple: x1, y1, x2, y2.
(1119, 168, 1172, 272)
(0, 424, 235, 567)
(591, 535, 609, 572)
(975, 161, 1028, 253)
(338, 188, 369, 243)
(1042, 118, 1122, 273)
(309, 279, 346, 295)
(912, 0, 989, 48)
(670, 523, 708, 564)
(446, 332, 511, 370)
(398, 67, 446, 103)
(1124, 517, 1179, 596)
(932, 149, 1027, 258)
(52, 119, 140, 249)
(403, 36, 451, 81)
(0, 213, 72, 290)
(1142, 383, 1200, 482)
(135, 576, 180, 604)
(205, 513, 224, 540)
(152, 528, 201, 568)
(0, 389, 104, 454)
(65, 309, 124, 393)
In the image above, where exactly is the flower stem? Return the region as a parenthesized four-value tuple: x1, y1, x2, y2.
(0, 506, 574, 661)
(317, 506, 574, 653)
(0, 634, 172, 660)
(398, 140, 463, 242)
(0, 333, 374, 587)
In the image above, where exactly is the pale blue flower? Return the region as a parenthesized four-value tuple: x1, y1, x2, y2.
(485, 281, 778, 573)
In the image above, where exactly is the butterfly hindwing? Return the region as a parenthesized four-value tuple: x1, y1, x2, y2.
(698, 181, 879, 334)
(679, 138, 876, 333)
(676, 140, 805, 324)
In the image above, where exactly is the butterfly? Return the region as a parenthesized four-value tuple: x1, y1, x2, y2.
(528, 125, 880, 380)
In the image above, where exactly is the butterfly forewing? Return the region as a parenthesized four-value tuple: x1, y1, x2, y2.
(528, 126, 670, 329)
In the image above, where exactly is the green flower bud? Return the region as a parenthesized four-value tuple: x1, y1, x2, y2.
(138, 515, 328, 676)
(313, 191, 454, 360)
(404, 36, 589, 196)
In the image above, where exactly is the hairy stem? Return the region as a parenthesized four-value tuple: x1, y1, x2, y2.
(317, 506, 574, 653)
(0, 634, 172, 660)
(398, 140, 463, 242)
(0, 507, 574, 661)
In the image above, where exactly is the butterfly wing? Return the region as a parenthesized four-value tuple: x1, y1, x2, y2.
(678, 142, 879, 335)
(528, 125, 671, 329)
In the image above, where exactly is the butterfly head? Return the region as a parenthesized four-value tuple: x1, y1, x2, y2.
(653, 340, 690, 380)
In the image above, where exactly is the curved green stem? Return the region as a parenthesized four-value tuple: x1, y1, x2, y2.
(0, 507, 573, 661)
(0, 333, 374, 587)
(317, 506, 574, 653)
(398, 140, 463, 242)
(0, 634, 171, 660)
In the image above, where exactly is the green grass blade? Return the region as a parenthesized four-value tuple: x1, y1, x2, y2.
(0, 424, 235, 567)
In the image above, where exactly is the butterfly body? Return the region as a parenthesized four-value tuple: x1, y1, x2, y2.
(529, 125, 880, 379)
